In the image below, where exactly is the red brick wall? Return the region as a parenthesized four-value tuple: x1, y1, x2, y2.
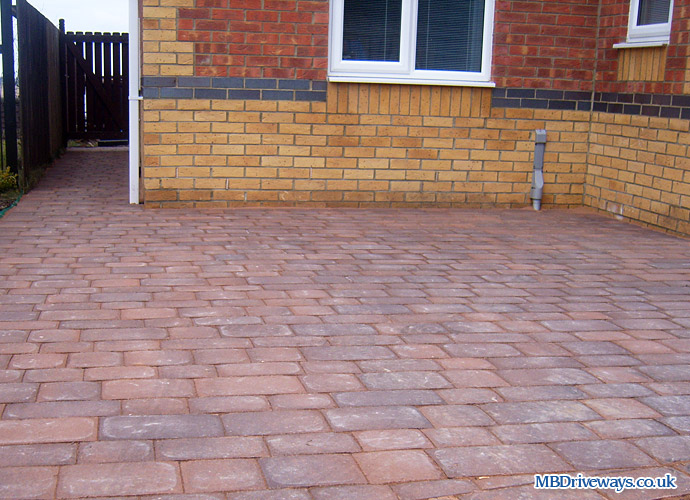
(667, 0, 690, 94)
(596, 0, 690, 94)
(178, 0, 329, 78)
(174, 0, 690, 94)
(492, 0, 599, 90)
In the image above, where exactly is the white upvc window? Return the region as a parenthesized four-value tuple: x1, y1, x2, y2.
(625, 0, 674, 45)
(328, 0, 495, 87)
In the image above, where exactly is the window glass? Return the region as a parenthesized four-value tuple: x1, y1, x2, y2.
(637, 0, 671, 25)
(343, 0, 402, 62)
(415, 0, 484, 72)
(329, 0, 495, 85)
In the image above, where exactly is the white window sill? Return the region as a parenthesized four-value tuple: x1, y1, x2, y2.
(327, 74, 496, 88)
(613, 40, 669, 49)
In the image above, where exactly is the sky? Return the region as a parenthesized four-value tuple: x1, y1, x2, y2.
(32, 0, 129, 34)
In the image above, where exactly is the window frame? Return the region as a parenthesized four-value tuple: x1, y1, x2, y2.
(328, 0, 495, 87)
(625, 0, 674, 45)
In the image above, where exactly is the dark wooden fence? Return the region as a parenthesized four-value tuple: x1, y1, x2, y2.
(0, 0, 18, 175)
(0, 0, 129, 187)
(17, 0, 64, 180)
(63, 30, 128, 141)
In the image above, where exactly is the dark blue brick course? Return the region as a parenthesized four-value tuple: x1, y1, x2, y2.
(279, 79, 311, 90)
(492, 88, 690, 120)
(179, 77, 211, 88)
(195, 89, 227, 99)
(228, 89, 261, 100)
(161, 88, 194, 99)
(262, 90, 296, 101)
(245, 78, 277, 89)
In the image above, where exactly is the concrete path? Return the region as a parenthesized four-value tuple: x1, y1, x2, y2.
(0, 148, 689, 499)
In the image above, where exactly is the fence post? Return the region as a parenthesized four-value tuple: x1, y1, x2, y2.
(59, 18, 67, 146)
(0, 0, 18, 175)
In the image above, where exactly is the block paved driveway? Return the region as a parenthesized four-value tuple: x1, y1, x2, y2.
(0, 149, 689, 499)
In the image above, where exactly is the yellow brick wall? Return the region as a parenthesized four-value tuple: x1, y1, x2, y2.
(142, 0, 194, 77)
(142, 84, 591, 209)
(584, 113, 690, 236)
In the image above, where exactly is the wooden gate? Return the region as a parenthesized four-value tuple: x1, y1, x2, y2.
(62, 29, 129, 141)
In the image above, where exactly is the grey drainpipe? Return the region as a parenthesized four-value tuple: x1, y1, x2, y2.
(531, 129, 547, 211)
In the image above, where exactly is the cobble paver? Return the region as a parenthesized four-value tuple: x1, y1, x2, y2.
(0, 149, 690, 498)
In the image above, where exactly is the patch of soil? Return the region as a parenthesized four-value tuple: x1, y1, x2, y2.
(0, 192, 20, 212)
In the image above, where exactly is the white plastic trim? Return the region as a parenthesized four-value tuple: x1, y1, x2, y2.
(327, 74, 496, 87)
(613, 41, 668, 49)
(128, 0, 140, 204)
(625, 0, 674, 45)
(328, 0, 495, 86)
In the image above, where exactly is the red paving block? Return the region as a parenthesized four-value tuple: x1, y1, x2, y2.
(443, 370, 509, 388)
(84, 366, 156, 380)
(333, 389, 444, 407)
(393, 479, 475, 500)
(160, 364, 218, 378)
(181, 459, 265, 493)
(157, 436, 268, 460)
(0, 466, 58, 499)
(424, 427, 500, 447)
(358, 371, 451, 390)
(78, 440, 154, 463)
(492, 422, 597, 444)
(482, 400, 601, 424)
(3, 150, 690, 499)
(302, 345, 396, 361)
(67, 352, 122, 368)
(196, 376, 305, 396)
(222, 410, 328, 436)
(431, 444, 572, 477)
(495, 385, 586, 402)
(355, 449, 443, 483)
(217, 362, 301, 376)
(9, 353, 66, 369)
(57, 462, 181, 497)
(260, 454, 366, 488)
(420, 405, 494, 427)
(100, 415, 224, 439)
(4, 400, 120, 419)
(192, 348, 250, 365)
(37, 381, 101, 402)
(550, 440, 656, 470)
(0, 417, 96, 444)
(325, 406, 432, 431)
(496, 368, 599, 385)
(0, 383, 38, 403)
(228, 489, 312, 500)
(122, 397, 189, 415)
(355, 429, 432, 451)
(189, 395, 270, 414)
(270, 393, 335, 410)
(585, 419, 676, 439)
(583, 398, 662, 419)
(301, 373, 364, 392)
(311, 485, 398, 500)
(0, 443, 76, 466)
(102, 379, 196, 399)
(266, 432, 360, 455)
(124, 349, 194, 366)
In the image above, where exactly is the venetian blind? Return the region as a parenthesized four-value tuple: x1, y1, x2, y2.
(416, 0, 485, 72)
(342, 0, 403, 62)
(637, 0, 671, 25)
